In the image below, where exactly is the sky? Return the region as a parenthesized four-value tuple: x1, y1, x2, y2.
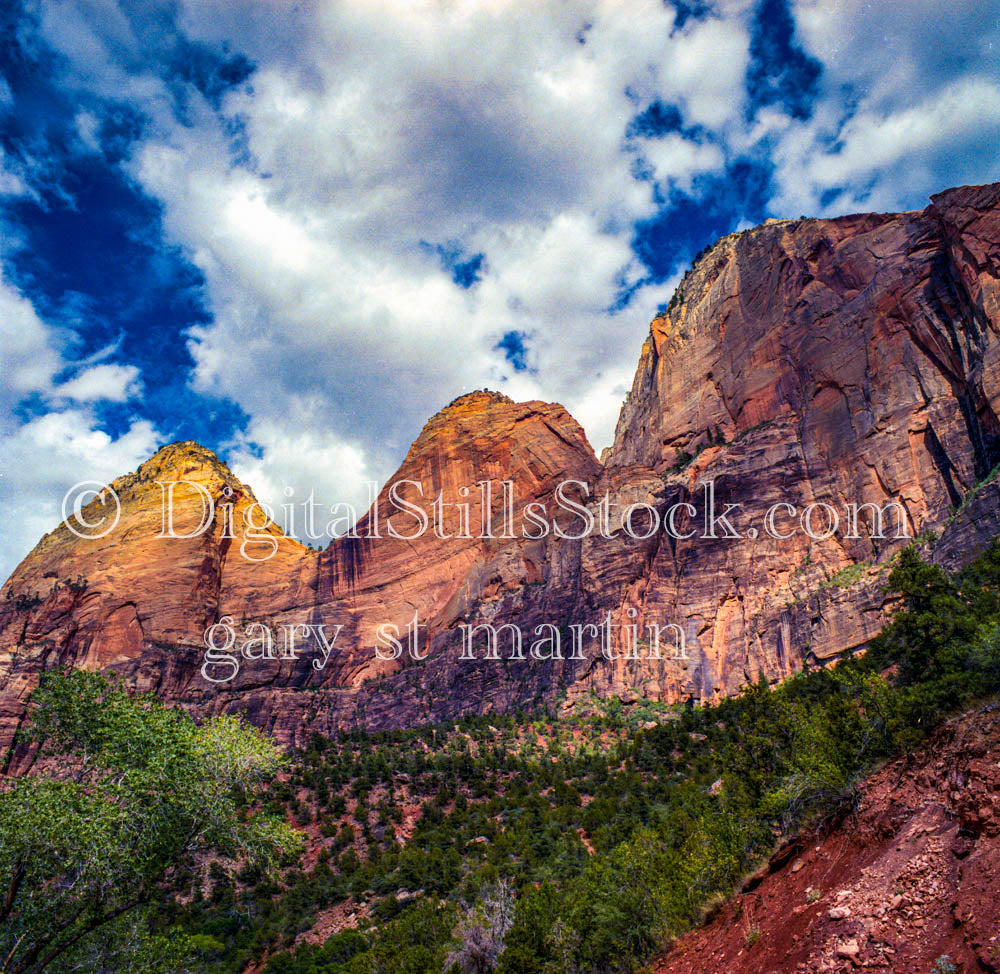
(1, 0, 999, 580)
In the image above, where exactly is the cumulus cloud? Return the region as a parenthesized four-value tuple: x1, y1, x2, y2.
(54, 363, 143, 402)
(0, 410, 159, 581)
(769, 0, 1000, 214)
(114, 0, 709, 517)
(0, 181, 159, 577)
(226, 419, 372, 541)
(3, 0, 1000, 578)
(0, 272, 63, 417)
(769, 75, 1000, 216)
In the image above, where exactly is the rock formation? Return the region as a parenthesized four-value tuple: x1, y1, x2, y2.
(592, 181, 1000, 706)
(2, 182, 1000, 746)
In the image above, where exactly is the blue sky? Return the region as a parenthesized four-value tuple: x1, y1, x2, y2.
(1, 0, 999, 577)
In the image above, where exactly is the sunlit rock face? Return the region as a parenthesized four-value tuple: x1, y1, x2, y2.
(2, 183, 1000, 747)
(0, 392, 602, 745)
(594, 181, 1000, 707)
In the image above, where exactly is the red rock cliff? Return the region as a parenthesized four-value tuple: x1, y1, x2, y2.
(583, 181, 1000, 708)
(2, 183, 1000, 745)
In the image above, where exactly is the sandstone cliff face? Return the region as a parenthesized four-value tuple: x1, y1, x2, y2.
(0, 391, 602, 745)
(587, 181, 1000, 706)
(2, 184, 1000, 745)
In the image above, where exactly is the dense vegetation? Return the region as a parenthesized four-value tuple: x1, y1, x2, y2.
(6, 540, 1000, 973)
(149, 539, 1000, 974)
(0, 671, 299, 974)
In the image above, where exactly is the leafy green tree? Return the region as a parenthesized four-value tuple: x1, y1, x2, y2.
(0, 669, 301, 974)
(497, 882, 561, 974)
(366, 899, 458, 974)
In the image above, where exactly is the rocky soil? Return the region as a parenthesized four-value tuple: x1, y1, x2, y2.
(653, 704, 1000, 974)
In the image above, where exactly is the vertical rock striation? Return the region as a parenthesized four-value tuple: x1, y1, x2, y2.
(2, 183, 1000, 743)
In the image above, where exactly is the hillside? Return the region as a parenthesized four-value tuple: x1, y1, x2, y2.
(150, 537, 1000, 973)
(653, 704, 1000, 974)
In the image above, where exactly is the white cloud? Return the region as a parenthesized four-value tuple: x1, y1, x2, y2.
(795, 0, 1000, 109)
(74, 110, 102, 152)
(227, 420, 372, 541)
(809, 77, 1000, 196)
(638, 134, 727, 193)
(0, 171, 160, 579)
(0, 411, 159, 582)
(6, 0, 1000, 576)
(53, 363, 143, 403)
(0, 147, 28, 198)
(112, 0, 741, 524)
(0, 272, 62, 416)
(653, 14, 752, 129)
(768, 0, 1000, 215)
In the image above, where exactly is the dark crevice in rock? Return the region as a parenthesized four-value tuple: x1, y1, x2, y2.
(923, 424, 963, 509)
(930, 214, 1000, 478)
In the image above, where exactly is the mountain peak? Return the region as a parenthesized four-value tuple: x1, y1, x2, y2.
(2, 182, 1000, 746)
(113, 440, 248, 496)
(435, 388, 514, 417)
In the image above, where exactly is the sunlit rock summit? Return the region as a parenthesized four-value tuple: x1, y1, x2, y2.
(3, 182, 1000, 747)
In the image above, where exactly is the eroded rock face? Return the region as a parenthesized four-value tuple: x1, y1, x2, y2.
(2, 183, 1000, 745)
(0, 392, 602, 745)
(588, 181, 1000, 706)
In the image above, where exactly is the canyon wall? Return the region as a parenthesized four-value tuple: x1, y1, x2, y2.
(2, 182, 1000, 746)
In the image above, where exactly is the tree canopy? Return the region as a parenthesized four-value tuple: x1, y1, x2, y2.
(0, 669, 301, 974)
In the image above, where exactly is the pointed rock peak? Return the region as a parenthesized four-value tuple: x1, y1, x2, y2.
(115, 440, 250, 495)
(379, 389, 597, 497)
(415, 389, 523, 442)
(436, 389, 514, 417)
(415, 390, 590, 454)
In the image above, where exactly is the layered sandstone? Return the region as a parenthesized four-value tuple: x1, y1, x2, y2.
(585, 181, 1000, 705)
(0, 391, 601, 745)
(2, 183, 999, 745)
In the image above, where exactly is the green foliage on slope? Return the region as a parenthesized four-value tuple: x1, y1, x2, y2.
(0, 670, 300, 974)
(17, 538, 1000, 974)
(237, 539, 1000, 974)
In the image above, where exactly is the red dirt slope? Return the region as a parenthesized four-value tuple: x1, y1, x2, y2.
(654, 704, 1000, 973)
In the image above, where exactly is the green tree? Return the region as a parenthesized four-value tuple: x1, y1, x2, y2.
(0, 669, 301, 973)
